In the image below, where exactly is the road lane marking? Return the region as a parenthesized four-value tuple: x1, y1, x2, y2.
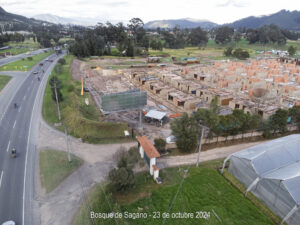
(23, 95, 26, 100)
(18, 106, 22, 112)
(0, 171, 3, 188)
(6, 140, 10, 152)
(13, 120, 16, 128)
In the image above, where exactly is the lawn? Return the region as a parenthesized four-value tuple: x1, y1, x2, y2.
(149, 39, 300, 63)
(0, 38, 40, 55)
(42, 54, 133, 144)
(39, 149, 83, 193)
(0, 50, 54, 71)
(72, 159, 276, 225)
(0, 75, 11, 92)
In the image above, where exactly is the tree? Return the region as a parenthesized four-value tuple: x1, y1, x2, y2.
(232, 48, 250, 59)
(154, 138, 166, 154)
(108, 167, 135, 192)
(289, 105, 300, 129)
(171, 113, 198, 153)
(128, 18, 145, 44)
(269, 109, 289, 134)
(194, 108, 220, 139)
(210, 96, 220, 114)
(188, 27, 208, 46)
(215, 26, 234, 44)
(224, 47, 233, 57)
(288, 46, 296, 56)
(58, 58, 66, 65)
(233, 32, 242, 43)
(246, 28, 259, 44)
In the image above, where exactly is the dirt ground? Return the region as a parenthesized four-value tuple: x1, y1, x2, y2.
(36, 119, 136, 225)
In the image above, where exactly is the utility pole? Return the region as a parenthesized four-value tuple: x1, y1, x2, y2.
(51, 76, 71, 162)
(196, 124, 208, 167)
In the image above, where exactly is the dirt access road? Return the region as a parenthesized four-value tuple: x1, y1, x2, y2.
(36, 120, 136, 225)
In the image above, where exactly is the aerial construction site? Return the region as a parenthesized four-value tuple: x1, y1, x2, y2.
(70, 55, 300, 140)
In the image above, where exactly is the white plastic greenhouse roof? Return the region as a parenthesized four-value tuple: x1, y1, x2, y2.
(231, 134, 300, 205)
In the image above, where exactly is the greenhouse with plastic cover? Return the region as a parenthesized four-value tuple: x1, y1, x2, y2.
(222, 134, 300, 225)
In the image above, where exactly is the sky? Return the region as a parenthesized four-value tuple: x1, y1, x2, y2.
(0, 0, 299, 25)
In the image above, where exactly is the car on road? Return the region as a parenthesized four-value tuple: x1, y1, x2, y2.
(83, 87, 89, 92)
(2, 221, 15, 225)
(39, 63, 43, 66)
(49, 59, 53, 62)
(33, 71, 38, 74)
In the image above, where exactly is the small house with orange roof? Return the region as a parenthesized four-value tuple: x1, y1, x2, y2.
(137, 136, 161, 180)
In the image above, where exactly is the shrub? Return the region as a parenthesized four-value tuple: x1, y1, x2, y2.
(154, 138, 166, 154)
(27, 57, 33, 61)
(58, 58, 66, 65)
(233, 48, 250, 59)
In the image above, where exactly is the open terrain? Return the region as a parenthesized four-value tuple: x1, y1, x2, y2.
(72, 159, 276, 225)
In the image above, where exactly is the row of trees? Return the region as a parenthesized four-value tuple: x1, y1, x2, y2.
(224, 47, 250, 59)
(0, 32, 26, 47)
(171, 103, 300, 153)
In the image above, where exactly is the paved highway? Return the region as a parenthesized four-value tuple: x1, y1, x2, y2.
(0, 51, 65, 225)
(0, 48, 49, 67)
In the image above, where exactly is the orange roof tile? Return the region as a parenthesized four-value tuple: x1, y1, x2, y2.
(152, 165, 159, 171)
(137, 136, 160, 158)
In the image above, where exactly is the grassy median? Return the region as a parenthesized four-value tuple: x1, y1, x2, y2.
(0, 75, 11, 92)
(0, 50, 53, 71)
(39, 149, 83, 193)
(72, 159, 275, 225)
(42, 54, 133, 144)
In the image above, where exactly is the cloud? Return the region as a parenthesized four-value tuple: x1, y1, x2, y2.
(216, 0, 248, 7)
(1, 0, 38, 6)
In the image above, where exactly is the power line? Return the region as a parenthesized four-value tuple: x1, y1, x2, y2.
(161, 126, 205, 225)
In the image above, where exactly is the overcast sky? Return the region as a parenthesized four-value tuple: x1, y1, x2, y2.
(0, 0, 299, 24)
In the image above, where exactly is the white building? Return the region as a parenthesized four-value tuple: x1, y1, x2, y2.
(137, 136, 160, 180)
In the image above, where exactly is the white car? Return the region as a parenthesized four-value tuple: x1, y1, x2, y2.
(2, 221, 15, 225)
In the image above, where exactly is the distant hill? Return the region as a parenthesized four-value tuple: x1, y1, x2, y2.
(33, 14, 96, 26)
(0, 6, 53, 30)
(226, 10, 300, 30)
(144, 18, 218, 29)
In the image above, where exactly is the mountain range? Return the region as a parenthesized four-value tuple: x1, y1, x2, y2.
(0, 6, 53, 29)
(144, 18, 217, 29)
(0, 6, 300, 31)
(33, 14, 96, 26)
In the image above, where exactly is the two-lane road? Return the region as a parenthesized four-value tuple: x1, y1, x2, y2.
(0, 52, 65, 225)
(0, 48, 49, 67)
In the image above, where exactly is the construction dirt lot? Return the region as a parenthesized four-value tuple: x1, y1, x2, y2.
(70, 57, 179, 141)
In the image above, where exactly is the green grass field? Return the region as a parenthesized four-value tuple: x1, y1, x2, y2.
(149, 39, 300, 63)
(42, 54, 133, 144)
(0, 75, 11, 92)
(72, 159, 276, 225)
(0, 38, 40, 55)
(39, 149, 83, 193)
(0, 51, 54, 71)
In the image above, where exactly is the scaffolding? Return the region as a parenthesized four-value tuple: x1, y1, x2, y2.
(101, 89, 147, 113)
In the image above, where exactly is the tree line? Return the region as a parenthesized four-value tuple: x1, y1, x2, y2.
(171, 100, 300, 153)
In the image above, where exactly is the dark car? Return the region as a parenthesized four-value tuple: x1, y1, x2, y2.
(83, 87, 89, 92)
